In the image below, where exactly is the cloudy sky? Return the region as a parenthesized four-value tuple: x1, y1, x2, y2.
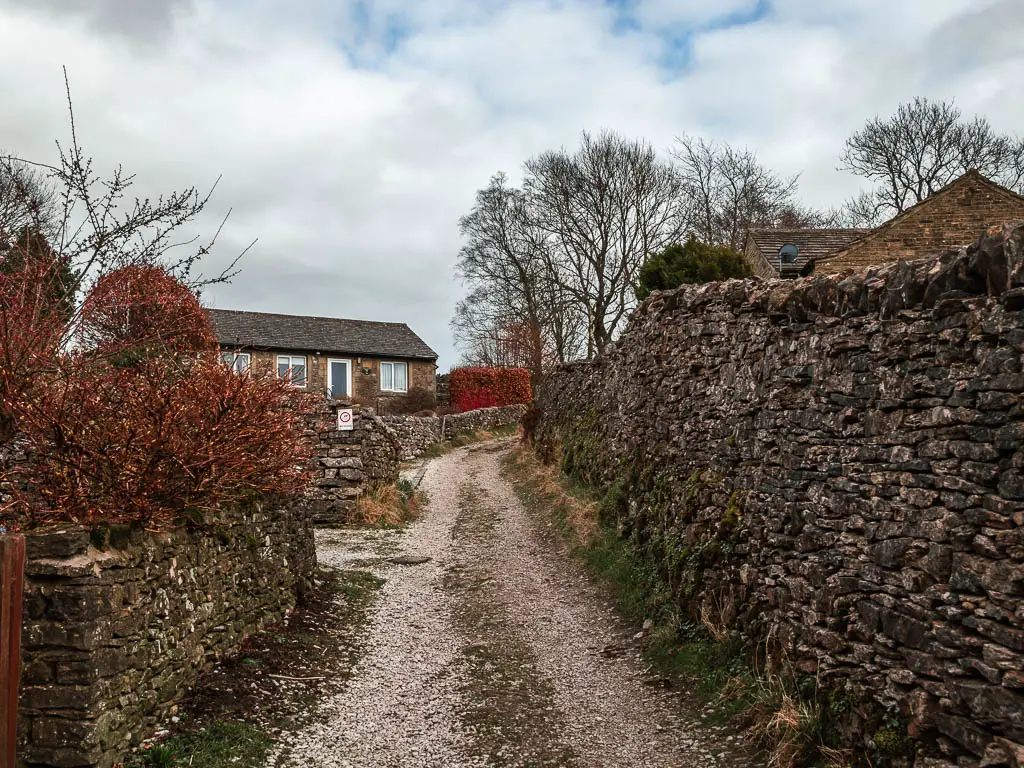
(1, 0, 1022, 369)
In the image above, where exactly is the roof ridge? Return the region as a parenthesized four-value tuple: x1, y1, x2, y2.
(207, 307, 437, 360)
(208, 307, 410, 328)
(968, 170, 1024, 205)
(748, 227, 870, 233)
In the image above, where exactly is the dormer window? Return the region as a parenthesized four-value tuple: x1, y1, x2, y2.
(778, 243, 800, 277)
(779, 244, 799, 265)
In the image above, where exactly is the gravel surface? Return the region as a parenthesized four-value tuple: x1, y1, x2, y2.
(268, 440, 753, 767)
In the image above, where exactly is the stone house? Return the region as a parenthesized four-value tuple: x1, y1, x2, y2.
(208, 309, 438, 402)
(811, 170, 1024, 273)
(744, 228, 869, 279)
(744, 171, 1024, 279)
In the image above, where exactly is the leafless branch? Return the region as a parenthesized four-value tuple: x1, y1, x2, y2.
(671, 134, 801, 251)
(839, 97, 1024, 220)
(4, 67, 249, 303)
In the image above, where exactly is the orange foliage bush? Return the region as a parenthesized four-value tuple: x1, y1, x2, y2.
(0, 253, 314, 529)
(79, 265, 217, 356)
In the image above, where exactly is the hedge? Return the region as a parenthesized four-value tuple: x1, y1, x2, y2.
(449, 367, 532, 413)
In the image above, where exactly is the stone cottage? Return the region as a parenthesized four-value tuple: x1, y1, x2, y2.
(812, 170, 1024, 273)
(208, 309, 438, 402)
(745, 170, 1024, 279)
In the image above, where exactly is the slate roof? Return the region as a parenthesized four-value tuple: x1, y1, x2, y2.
(746, 228, 871, 276)
(208, 309, 438, 360)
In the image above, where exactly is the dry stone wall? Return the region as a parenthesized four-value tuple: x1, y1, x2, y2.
(17, 501, 315, 768)
(443, 404, 529, 439)
(305, 402, 524, 518)
(536, 224, 1024, 767)
(380, 414, 440, 460)
(304, 402, 401, 523)
(382, 405, 529, 461)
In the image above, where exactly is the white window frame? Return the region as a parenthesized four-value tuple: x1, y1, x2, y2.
(220, 351, 250, 374)
(276, 354, 307, 389)
(380, 361, 408, 393)
(326, 358, 353, 400)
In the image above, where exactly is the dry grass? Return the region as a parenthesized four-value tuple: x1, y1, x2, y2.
(818, 745, 855, 768)
(699, 600, 731, 644)
(508, 446, 600, 543)
(740, 678, 821, 768)
(351, 480, 422, 527)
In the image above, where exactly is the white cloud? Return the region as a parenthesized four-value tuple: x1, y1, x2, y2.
(0, 0, 1020, 368)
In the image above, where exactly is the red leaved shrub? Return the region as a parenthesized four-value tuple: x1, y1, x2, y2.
(12, 354, 313, 528)
(80, 265, 217, 357)
(0, 252, 314, 530)
(0, 242, 69, 442)
(449, 367, 532, 413)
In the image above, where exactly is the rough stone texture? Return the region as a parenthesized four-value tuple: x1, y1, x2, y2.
(535, 224, 1024, 766)
(17, 501, 315, 768)
(817, 172, 1024, 273)
(381, 405, 529, 460)
(443, 404, 529, 439)
(380, 414, 442, 460)
(436, 373, 451, 408)
(304, 401, 402, 524)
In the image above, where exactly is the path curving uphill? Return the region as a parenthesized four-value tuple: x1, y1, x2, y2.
(268, 440, 752, 768)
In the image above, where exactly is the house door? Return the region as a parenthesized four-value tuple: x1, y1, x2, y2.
(327, 359, 352, 400)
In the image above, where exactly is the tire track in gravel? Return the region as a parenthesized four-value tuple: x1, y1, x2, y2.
(267, 441, 752, 768)
(447, 482, 579, 766)
(454, 441, 748, 768)
(267, 450, 479, 768)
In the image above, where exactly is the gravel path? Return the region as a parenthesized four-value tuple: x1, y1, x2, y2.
(269, 440, 752, 767)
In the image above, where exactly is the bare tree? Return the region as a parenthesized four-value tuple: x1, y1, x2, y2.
(840, 97, 1024, 224)
(525, 131, 687, 355)
(5, 69, 249, 306)
(773, 203, 851, 229)
(672, 135, 801, 250)
(451, 291, 537, 370)
(454, 173, 551, 379)
(0, 157, 55, 245)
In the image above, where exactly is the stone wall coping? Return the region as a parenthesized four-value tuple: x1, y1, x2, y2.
(630, 222, 1024, 331)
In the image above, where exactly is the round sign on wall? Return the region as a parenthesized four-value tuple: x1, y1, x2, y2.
(337, 409, 354, 431)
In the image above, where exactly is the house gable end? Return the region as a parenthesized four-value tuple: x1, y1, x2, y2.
(814, 171, 1024, 273)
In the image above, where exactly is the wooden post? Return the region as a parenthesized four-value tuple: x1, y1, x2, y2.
(0, 534, 25, 768)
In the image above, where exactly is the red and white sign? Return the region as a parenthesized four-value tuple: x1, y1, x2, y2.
(337, 408, 354, 431)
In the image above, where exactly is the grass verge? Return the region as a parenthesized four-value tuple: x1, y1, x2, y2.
(505, 445, 836, 768)
(130, 721, 272, 768)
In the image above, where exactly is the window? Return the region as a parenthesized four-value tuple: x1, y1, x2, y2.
(220, 351, 250, 374)
(276, 355, 307, 388)
(380, 361, 408, 392)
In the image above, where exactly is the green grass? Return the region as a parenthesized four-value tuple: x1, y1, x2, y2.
(575, 517, 755, 718)
(129, 720, 273, 768)
(418, 423, 519, 458)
